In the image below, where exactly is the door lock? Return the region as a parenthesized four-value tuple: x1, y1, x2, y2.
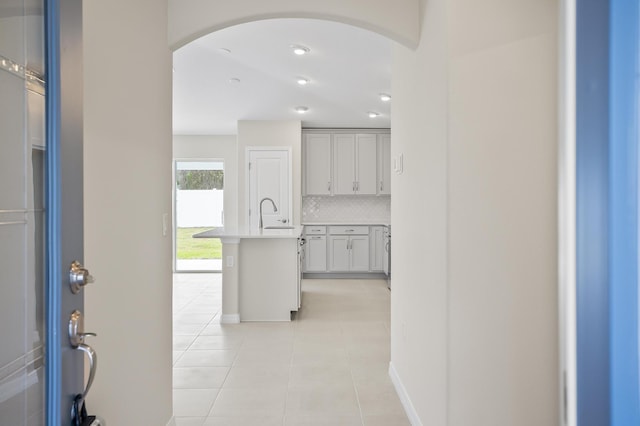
(70, 260, 94, 294)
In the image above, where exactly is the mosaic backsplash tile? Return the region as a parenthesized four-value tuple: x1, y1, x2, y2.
(302, 195, 390, 223)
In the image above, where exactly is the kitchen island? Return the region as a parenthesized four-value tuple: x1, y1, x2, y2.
(194, 226, 303, 323)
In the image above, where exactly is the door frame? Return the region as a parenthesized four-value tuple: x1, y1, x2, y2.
(244, 146, 293, 231)
(173, 158, 225, 273)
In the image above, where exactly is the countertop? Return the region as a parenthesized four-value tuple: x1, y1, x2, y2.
(302, 221, 390, 227)
(193, 226, 303, 240)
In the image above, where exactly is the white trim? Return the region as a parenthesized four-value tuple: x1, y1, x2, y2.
(389, 361, 422, 426)
(220, 313, 240, 324)
(558, 0, 577, 425)
(166, 417, 176, 426)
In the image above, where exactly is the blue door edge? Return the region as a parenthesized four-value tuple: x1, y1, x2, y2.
(609, 0, 640, 424)
(45, 0, 63, 423)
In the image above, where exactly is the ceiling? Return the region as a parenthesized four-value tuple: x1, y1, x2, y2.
(172, 18, 393, 135)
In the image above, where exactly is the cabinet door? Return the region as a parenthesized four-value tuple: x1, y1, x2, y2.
(304, 133, 332, 195)
(355, 134, 378, 195)
(328, 235, 350, 271)
(333, 134, 356, 194)
(369, 226, 385, 271)
(349, 235, 370, 271)
(305, 235, 327, 272)
(378, 134, 391, 195)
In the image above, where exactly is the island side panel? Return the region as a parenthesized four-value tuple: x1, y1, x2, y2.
(239, 238, 298, 321)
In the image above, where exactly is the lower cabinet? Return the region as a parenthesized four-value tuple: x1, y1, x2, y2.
(304, 224, 387, 274)
(305, 235, 327, 272)
(328, 234, 370, 272)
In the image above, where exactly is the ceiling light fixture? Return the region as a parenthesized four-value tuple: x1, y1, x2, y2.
(291, 45, 310, 55)
(379, 93, 392, 102)
(295, 106, 309, 114)
(368, 111, 380, 118)
(296, 77, 309, 86)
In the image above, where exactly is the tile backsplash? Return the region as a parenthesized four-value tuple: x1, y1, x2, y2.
(302, 195, 390, 223)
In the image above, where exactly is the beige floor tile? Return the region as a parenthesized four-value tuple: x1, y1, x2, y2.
(233, 345, 293, 366)
(173, 389, 219, 417)
(203, 416, 283, 426)
(355, 383, 407, 417)
(209, 387, 287, 417)
(190, 335, 244, 350)
(283, 415, 362, 426)
(174, 351, 185, 365)
(362, 414, 411, 426)
(174, 417, 206, 426)
(200, 324, 246, 336)
(289, 362, 354, 387)
(223, 365, 290, 388)
(286, 385, 360, 416)
(173, 367, 230, 389)
(174, 323, 208, 335)
(175, 350, 237, 367)
(174, 335, 198, 351)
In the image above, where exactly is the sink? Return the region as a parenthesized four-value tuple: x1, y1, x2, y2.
(264, 226, 295, 230)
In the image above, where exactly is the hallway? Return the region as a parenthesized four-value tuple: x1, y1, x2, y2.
(172, 274, 409, 425)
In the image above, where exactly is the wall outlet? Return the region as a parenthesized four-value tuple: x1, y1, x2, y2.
(226, 256, 234, 267)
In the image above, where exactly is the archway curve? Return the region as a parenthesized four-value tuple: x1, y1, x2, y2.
(168, 1, 420, 51)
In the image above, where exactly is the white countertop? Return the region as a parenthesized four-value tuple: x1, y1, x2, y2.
(303, 221, 390, 227)
(193, 226, 303, 240)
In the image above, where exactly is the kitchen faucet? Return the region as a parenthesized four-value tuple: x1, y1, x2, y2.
(259, 197, 278, 230)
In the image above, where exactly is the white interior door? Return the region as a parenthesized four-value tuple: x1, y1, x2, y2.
(248, 149, 290, 231)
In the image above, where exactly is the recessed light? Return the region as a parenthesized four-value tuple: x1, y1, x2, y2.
(296, 77, 309, 86)
(368, 111, 380, 118)
(379, 93, 391, 102)
(291, 45, 310, 55)
(295, 106, 309, 114)
(229, 77, 241, 83)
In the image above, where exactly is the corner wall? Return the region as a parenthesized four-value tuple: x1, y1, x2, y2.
(173, 135, 239, 229)
(391, 0, 559, 424)
(83, 1, 173, 424)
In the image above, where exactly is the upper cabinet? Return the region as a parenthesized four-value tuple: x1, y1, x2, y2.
(303, 130, 390, 196)
(304, 133, 332, 195)
(378, 134, 391, 195)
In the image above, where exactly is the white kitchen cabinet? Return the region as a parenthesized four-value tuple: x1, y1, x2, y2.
(370, 226, 385, 271)
(328, 229, 370, 272)
(349, 235, 370, 271)
(378, 134, 391, 195)
(332, 133, 378, 195)
(356, 134, 378, 195)
(328, 235, 350, 271)
(305, 235, 327, 272)
(304, 133, 332, 195)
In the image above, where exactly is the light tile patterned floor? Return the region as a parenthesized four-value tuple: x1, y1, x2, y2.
(172, 274, 409, 426)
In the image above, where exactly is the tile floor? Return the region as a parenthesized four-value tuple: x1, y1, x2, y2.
(172, 274, 409, 426)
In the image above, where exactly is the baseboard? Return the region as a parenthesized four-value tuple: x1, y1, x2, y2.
(303, 272, 387, 279)
(220, 313, 240, 324)
(389, 361, 423, 426)
(166, 416, 176, 426)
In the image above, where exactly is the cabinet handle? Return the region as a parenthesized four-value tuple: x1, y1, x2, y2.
(346, 229, 354, 232)
(380, 181, 383, 191)
(352, 182, 355, 192)
(357, 182, 360, 191)
(328, 182, 331, 192)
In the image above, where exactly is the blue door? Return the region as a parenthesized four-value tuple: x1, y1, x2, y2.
(576, 0, 640, 424)
(0, 0, 87, 424)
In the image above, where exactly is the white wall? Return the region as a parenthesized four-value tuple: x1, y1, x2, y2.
(391, 0, 559, 425)
(168, 0, 421, 50)
(173, 135, 239, 229)
(83, 1, 173, 425)
(237, 121, 302, 229)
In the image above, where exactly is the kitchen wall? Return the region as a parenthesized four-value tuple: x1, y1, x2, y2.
(391, 0, 559, 425)
(237, 120, 302, 229)
(302, 195, 390, 224)
(83, 1, 173, 425)
(173, 135, 239, 229)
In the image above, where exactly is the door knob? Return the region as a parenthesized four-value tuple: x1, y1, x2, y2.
(70, 260, 94, 294)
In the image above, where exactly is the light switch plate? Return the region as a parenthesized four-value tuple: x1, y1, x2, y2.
(394, 154, 404, 175)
